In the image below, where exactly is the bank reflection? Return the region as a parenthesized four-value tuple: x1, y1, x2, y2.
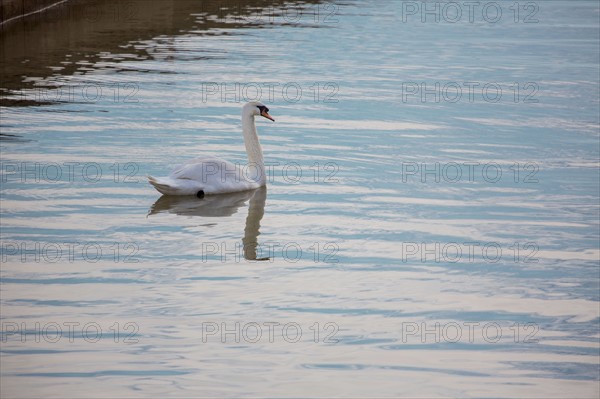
(0, 0, 325, 106)
(149, 187, 269, 261)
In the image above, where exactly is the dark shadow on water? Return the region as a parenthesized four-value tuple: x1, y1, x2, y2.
(148, 186, 269, 261)
(0, 133, 32, 142)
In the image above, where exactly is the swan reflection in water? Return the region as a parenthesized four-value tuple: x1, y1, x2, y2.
(148, 186, 269, 261)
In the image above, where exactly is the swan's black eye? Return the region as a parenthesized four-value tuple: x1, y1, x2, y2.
(257, 105, 269, 113)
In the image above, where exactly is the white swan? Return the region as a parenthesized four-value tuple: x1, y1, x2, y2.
(148, 101, 274, 196)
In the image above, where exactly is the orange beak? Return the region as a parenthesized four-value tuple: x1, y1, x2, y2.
(261, 110, 275, 122)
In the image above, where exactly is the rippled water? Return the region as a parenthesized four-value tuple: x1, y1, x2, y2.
(1, 0, 599, 397)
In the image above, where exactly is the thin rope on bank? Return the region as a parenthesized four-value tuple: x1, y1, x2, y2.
(0, 0, 70, 26)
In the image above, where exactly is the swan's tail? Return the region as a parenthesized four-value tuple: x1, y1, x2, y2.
(148, 175, 183, 196)
(148, 175, 205, 196)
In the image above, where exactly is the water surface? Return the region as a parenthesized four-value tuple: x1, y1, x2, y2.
(1, 0, 599, 397)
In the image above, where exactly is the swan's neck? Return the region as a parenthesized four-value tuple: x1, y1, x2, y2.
(242, 111, 266, 185)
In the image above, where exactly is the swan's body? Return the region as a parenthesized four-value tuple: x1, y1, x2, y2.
(148, 102, 274, 196)
(148, 156, 259, 196)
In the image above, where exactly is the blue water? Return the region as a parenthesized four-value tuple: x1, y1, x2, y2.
(1, 0, 599, 397)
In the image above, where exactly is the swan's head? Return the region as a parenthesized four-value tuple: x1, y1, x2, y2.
(244, 101, 275, 122)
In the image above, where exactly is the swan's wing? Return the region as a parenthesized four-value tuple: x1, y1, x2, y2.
(168, 157, 259, 194)
(169, 156, 235, 177)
